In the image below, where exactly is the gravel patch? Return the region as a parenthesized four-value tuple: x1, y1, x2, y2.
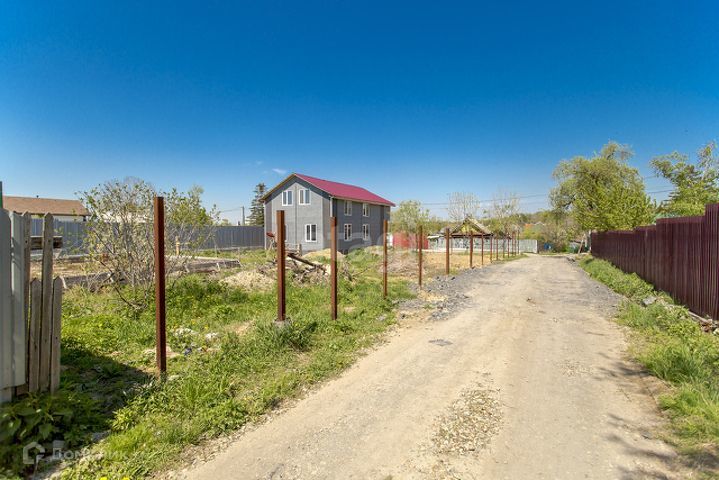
(432, 386, 502, 455)
(420, 267, 495, 320)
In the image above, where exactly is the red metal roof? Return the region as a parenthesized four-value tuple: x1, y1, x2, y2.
(265, 173, 395, 206)
(295, 174, 395, 206)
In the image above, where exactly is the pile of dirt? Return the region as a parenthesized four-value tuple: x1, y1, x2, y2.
(388, 250, 418, 276)
(303, 249, 345, 262)
(222, 270, 274, 291)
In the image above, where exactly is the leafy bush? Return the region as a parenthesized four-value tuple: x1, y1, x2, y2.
(0, 392, 102, 475)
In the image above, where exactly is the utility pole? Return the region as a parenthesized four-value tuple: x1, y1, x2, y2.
(0, 181, 3, 209)
(241, 206, 246, 226)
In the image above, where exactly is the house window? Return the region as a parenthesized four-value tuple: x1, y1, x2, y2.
(362, 203, 370, 217)
(299, 188, 310, 205)
(282, 190, 293, 206)
(362, 224, 370, 241)
(344, 200, 352, 216)
(344, 224, 352, 241)
(305, 224, 317, 242)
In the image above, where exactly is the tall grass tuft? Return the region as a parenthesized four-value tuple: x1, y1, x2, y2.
(581, 256, 719, 473)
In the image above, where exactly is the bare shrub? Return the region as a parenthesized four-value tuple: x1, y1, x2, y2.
(79, 177, 217, 310)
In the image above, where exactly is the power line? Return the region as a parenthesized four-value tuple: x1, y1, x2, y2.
(417, 186, 673, 208)
(218, 180, 673, 213)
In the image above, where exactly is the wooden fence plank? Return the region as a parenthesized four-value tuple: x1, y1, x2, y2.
(28, 279, 41, 392)
(50, 277, 63, 393)
(11, 213, 26, 386)
(22, 212, 31, 332)
(14, 212, 32, 396)
(39, 214, 54, 392)
(0, 210, 12, 402)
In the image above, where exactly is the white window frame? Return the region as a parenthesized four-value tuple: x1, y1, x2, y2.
(282, 190, 293, 206)
(344, 223, 352, 241)
(299, 188, 310, 205)
(362, 203, 370, 217)
(304, 224, 317, 242)
(344, 200, 352, 216)
(362, 224, 370, 241)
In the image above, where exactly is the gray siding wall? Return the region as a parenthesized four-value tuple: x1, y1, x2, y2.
(264, 178, 330, 252)
(263, 179, 391, 253)
(334, 199, 390, 253)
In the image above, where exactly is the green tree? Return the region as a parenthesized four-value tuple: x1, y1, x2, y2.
(248, 183, 267, 226)
(551, 141, 654, 231)
(520, 209, 578, 251)
(390, 200, 432, 234)
(651, 142, 719, 217)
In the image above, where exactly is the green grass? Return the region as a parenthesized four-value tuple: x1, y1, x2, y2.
(581, 256, 719, 475)
(1, 250, 412, 479)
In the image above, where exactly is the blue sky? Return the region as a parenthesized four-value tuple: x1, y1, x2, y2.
(1, 1, 718, 222)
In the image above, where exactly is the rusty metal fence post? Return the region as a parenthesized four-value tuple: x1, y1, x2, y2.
(481, 234, 485, 265)
(469, 232, 474, 268)
(154, 196, 167, 374)
(383, 220, 388, 298)
(276, 210, 286, 322)
(418, 225, 423, 288)
(331, 216, 337, 320)
(445, 227, 450, 275)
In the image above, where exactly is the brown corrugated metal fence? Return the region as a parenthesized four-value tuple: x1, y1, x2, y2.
(591, 203, 719, 320)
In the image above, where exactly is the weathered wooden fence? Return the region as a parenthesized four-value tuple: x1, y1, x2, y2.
(1, 211, 63, 403)
(591, 203, 719, 320)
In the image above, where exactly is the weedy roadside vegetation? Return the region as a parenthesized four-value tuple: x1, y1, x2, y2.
(581, 256, 719, 476)
(1, 249, 412, 479)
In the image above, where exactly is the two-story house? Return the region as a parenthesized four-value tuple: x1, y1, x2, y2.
(262, 173, 394, 253)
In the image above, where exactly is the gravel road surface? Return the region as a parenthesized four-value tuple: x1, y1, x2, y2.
(176, 255, 692, 479)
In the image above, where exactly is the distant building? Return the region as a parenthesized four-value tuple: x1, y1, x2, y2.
(2, 196, 89, 222)
(429, 217, 493, 250)
(262, 173, 394, 252)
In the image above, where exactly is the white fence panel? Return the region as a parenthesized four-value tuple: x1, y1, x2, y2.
(1, 210, 29, 402)
(0, 209, 12, 402)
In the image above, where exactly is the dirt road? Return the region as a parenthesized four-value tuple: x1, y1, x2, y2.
(179, 255, 690, 479)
